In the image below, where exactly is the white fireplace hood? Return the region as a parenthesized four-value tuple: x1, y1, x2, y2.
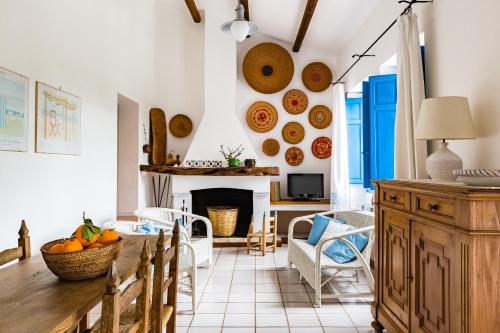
(184, 2, 258, 164)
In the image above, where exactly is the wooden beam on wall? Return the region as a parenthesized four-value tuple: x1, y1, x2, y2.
(293, 0, 319, 52)
(241, 0, 250, 21)
(185, 0, 202, 23)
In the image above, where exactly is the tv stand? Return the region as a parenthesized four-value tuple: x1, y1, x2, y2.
(290, 198, 321, 202)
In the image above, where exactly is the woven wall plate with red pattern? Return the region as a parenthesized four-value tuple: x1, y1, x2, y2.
(285, 147, 304, 166)
(282, 89, 308, 115)
(282, 121, 305, 144)
(302, 62, 333, 92)
(246, 101, 278, 133)
(311, 136, 332, 159)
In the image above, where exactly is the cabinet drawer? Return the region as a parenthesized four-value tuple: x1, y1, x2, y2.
(412, 193, 455, 224)
(380, 188, 410, 211)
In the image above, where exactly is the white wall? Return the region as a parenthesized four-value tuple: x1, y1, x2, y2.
(236, 35, 336, 199)
(0, 0, 194, 252)
(337, 0, 500, 169)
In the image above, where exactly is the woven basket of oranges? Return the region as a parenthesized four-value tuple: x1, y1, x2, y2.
(41, 213, 123, 281)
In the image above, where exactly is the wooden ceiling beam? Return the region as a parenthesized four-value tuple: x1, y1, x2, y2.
(185, 0, 202, 23)
(241, 0, 250, 21)
(293, 0, 319, 52)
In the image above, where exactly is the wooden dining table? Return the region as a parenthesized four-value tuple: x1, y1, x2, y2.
(0, 235, 160, 333)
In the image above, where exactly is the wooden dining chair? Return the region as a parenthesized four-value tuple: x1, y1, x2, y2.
(87, 240, 151, 333)
(246, 211, 278, 256)
(0, 220, 31, 266)
(150, 221, 180, 333)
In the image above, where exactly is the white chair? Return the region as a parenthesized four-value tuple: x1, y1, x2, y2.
(106, 208, 213, 314)
(288, 210, 375, 307)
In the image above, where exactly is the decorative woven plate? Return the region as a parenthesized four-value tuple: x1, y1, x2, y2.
(283, 89, 308, 115)
(311, 136, 332, 159)
(285, 147, 304, 166)
(246, 101, 279, 133)
(309, 105, 332, 129)
(169, 114, 193, 138)
(262, 138, 280, 157)
(243, 43, 294, 94)
(302, 62, 333, 92)
(282, 122, 305, 144)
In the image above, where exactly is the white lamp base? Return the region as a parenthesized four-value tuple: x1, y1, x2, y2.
(426, 141, 463, 181)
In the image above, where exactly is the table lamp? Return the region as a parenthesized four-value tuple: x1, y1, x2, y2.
(415, 96, 476, 181)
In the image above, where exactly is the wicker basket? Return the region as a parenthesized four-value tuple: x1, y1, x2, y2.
(40, 238, 124, 281)
(207, 206, 238, 237)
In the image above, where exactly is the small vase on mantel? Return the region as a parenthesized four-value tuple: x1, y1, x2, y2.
(228, 158, 241, 167)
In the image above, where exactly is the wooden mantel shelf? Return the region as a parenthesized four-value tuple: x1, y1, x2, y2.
(140, 165, 280, 176)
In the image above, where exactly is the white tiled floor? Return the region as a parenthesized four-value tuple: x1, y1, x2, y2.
(176, 245, 376, 333)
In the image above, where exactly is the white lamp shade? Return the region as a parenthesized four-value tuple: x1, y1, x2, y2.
(415, 96, 476, 140)
(230, 21, 250, 42)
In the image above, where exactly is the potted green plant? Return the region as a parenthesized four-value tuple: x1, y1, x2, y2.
(219, 145, 245, 167)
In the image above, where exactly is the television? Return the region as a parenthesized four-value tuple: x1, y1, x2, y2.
(287, 173, 324, 200)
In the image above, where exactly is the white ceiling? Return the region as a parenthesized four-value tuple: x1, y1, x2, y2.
(248, 0, 380, 55)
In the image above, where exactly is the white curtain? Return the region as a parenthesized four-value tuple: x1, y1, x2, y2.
(394, 14, 427, 179)
(331, 84, 350, 210)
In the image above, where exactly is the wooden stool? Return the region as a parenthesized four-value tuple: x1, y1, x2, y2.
(0, 220, 31, 266)
(246, 211, 278, 256)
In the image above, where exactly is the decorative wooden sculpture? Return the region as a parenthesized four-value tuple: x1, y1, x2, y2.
(246, 101, 278, 133)
(282, 121, 305, 144)
(283, 89, 308, 115)
(149, 108, 167, 166)
(243, 43, 294, 94)
(311, 136, 332, 159)
(285, 147, 304, 166)
(302, 62, 333, 92)
(308, 105, 332, 129)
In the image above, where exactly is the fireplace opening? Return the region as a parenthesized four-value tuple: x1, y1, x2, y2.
(191, 188, 253, 237)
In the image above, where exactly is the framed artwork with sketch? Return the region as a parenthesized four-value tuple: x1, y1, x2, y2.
(0, 66, 29, 152)
(35, 82, 81, 155)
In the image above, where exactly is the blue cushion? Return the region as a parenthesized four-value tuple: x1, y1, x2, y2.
(323, 227, 369, 264)
(306, 214, 345, 246)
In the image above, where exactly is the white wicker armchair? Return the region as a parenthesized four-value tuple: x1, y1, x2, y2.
(134, 208, 213, 313)
(288, 210, 375, 307)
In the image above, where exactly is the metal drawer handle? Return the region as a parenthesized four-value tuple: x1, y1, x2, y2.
(427, 203, 439, 211)
(389, 195, 397, 203)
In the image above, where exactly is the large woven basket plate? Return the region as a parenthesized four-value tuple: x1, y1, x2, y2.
(285, 147, 304, 166)
(169, 114, 193, 138)
(41, 238, 124, 280)
(243, 43, 294, 94)
(309, 105, 332, 129)
(282, 121, 305, 144)
(262, 138, 280, 156)
(312, 136, 332, 159)
(302, 62, 333, 92)
(246, 101, 278, 133)
(283, 89, 308, 115)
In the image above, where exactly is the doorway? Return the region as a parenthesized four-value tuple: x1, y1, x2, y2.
(117, 94, 139, 217)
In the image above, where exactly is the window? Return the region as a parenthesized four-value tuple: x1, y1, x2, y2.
(346, 74, 397, 188)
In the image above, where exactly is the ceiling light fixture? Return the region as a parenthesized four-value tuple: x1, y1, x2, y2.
(221, 1, 258, 42)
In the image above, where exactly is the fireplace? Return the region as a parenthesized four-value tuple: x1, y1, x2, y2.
(191, 188, 253, 237)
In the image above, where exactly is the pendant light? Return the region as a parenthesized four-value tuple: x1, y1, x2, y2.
(221, 1, 258, 42)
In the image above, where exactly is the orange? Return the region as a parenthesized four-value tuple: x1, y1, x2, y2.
(75, 224, 99, 247)
(49, 243, 64, 253)
(62, 238, 84, 253)
(86, 243, 104, 250)
(97, 229, 119, 245)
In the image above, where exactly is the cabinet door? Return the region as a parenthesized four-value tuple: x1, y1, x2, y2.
(411, 220, 456, 333)
(380, 208, 410, 331)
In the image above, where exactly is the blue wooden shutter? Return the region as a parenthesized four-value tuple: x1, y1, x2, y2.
(362, 81, 371, 188)
(369, 74, 397, 183)
(346, 98, 363, 184)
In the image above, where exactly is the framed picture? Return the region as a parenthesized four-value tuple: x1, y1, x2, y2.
(35, 82, 81, 155)
(0, 67, 29, 152)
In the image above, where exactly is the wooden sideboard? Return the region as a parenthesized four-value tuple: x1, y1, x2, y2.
(371, 180, 500, 333)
